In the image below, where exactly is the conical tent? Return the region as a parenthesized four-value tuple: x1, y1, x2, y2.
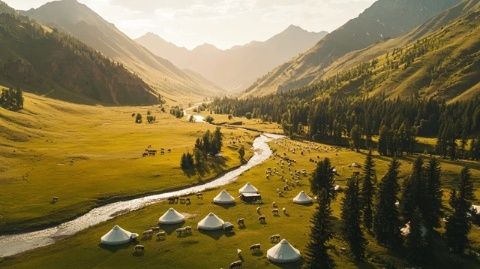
(292, 191, 313, 204)
(100, 225, 133, 246)
(213, 190, 235, 204)
(197, 212, 224, 230)
(158, 208, 185, 224)
(267, 239, 301, 263)
(238, 182, 258, 194)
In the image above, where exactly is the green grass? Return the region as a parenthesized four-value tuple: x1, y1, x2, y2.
(1, 137, 478, 269)
(0, 93, 257, 233)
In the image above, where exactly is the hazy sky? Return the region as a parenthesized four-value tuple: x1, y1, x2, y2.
(4, 0, 376, 49)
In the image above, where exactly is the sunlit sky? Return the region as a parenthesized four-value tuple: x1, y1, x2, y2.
(4, 0, 376, 50)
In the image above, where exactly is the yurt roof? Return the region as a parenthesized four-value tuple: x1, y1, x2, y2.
(100, 225, 132, 245)
(159, 208, 185, 224)
(197, 212, 224, 230)
(293, 191, 313, 204)
(213, 190, 235, 204)
(267, 239, 301, 263)
(239, 182, 258, 194)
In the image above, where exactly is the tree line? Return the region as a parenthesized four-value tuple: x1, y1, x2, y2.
(180, 127, 223, 175)
(211, 95, 480, 160)
(302, 154, 476, 268)
(0, 87, 23, 111)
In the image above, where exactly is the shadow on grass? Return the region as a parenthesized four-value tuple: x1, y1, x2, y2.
(270, 258, 304, 268)
(159, 223, 184, 235)
(98, 242, 132, 253)
(198, 229, 225, 240)
(213, 202, 236, 209)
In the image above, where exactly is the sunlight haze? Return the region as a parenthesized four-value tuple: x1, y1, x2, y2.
(4, 0, 376, 49)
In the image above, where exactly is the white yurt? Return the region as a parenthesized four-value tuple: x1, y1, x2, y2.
(239, 182, 258, 194)
(267, 239, 301, 263)
(292, 191, 313, 204)
(197, 212, 224, 230)
(213, 190, 235, 205)
(100, 225, 135, 246)
(158, 208, 185, 225)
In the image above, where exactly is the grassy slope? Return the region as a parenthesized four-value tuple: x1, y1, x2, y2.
(0, 91, 257, 233)
(1, 134, 478, 269)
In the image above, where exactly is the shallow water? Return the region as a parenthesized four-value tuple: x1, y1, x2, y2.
(0, 133, 282, 257)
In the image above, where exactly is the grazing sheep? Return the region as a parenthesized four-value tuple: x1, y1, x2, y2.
(168, 197, 175, 204)
(151, 227, 160, 233)
(156, 231, 166, 240)
(249, 244, 261, 254)
(237, 218, 245, 228)
(230, 260, 243, 269)
(282, 208, 288, 215)
(179, 198, 186, 204)
(142, 230, 153, 240)
(272, 208, 279, 216)
(270, 234, 281, 243)
(256, 207, 262, 215)
(272, 202, 277, 208)
(196, 193, 203, 199)
(184, 226, 193, 235)
(258, 215, 266, 224)
(51, 196, 59, 204)
(185, 198, 191, 205)
(133, 245, 145, 254)
(175, 227, 186, 237)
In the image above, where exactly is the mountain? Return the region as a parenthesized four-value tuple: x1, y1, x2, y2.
(136, 25, 327, 92)
(244, 0, 460, 97)
(276, 0, 480, 102)
(24, 0, 223, 102)
(0, 3, 157, 105)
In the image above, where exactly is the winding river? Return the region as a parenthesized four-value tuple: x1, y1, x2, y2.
(0, 133, 282, 257)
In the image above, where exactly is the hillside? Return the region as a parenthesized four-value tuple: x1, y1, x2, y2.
(244, 0, 459, 97)
(0, 4, 157, 105)
(136, 25, 327, 92)
(24, 0, 224, 102)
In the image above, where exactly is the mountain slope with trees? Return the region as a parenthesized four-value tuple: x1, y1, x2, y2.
(244, 0, 459, 97)
(0, 2, 157, 105)
(136, 25, 327, 93)
(24, 0, 223, 101)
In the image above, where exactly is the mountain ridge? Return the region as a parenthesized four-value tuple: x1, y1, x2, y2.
(136, 25, 327, 92)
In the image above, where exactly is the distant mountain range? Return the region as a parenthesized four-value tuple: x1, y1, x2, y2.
(248, 0, 480, 102)
(244, 0, 460, 97)
(136, 26, 327, 92)
(24, 0, 223, 102)
(0, 1, 157, 105)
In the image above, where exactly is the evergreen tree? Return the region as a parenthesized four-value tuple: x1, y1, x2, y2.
(400, 157, 425, 221)
(424, 158, 442, 228)
(350, 124, 361, 152)
(373, 158, 402, 248)
(238, 146, 245, 163)
(212, 127, 223, 155)
(341, 176, 366, 260)
(302, 192, 334, 269)
(404, 208, 429, 265)
(378, 125, 391, 156)
(361, 151, 376, 230)
(445, 167, 473, 253)
(310, 158, 336, 203)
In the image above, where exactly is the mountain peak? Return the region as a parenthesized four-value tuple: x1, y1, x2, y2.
(193, 43, 220, 52)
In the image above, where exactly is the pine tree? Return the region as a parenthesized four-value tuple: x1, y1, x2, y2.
(212, 127, 223, 155)
(424, 158, 442, 228)
(341, 176, 366, 260)
(445, 167, 473, 253)
(373, 158, 402, 248)
(238, 146, 245, 163)
(302, 192, 334, 269)
(400, 157, 425, 221)
(378, 125, 390, 156)
(404, 208, 429, 265)
(350, 124, 361, 152)
(310, 158, 336, 203)
(361, 151, 376, 230)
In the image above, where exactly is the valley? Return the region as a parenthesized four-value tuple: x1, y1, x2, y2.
(0, 0, 479, 268)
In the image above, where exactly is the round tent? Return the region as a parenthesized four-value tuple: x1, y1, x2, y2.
(213, 190, 235, 205)
(100, 225, 134, 246)
(197, 212, 224, 231)
(292, 191, 313, 205)
(267, 239, 301, 263)
(238, 182, 258, 194)
(158, 208, 185, 225)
